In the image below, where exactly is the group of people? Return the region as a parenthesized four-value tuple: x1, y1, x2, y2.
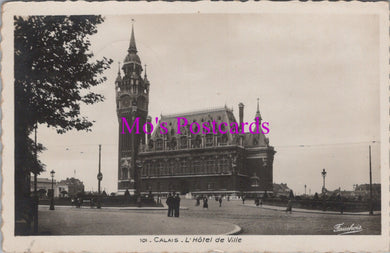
(195, 196, 209, 209)
(166, 193, 181, 217)
(254, 197, 263, 207)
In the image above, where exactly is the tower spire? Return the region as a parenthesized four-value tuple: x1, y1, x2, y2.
(115, 61, 122, 83)
(255, 98, 262, 121)
(128, 19, 137, 53)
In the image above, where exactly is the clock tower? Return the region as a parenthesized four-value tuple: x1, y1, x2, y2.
(116, 23, 150, 193)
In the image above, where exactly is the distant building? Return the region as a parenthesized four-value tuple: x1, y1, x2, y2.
(354, 183, 381, 200)
(30, 177, 84, 198)
(30, 177, 65, 198)
(273, 183, 291, 197)
(327, 184, 381, 200)
(58, 177, 85, 197)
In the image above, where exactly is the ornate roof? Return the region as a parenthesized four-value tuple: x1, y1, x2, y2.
(123, 24, 141, 65)
(124, 53, 141, 65)
(148, 105, 269, 148)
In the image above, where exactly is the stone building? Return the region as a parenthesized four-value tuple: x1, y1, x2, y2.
(116, 25, 275, 197)
(30, 178, 68, 198)
(58, 177, 85, 197)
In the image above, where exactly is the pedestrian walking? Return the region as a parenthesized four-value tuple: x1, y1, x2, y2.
(174, 193, 181, 217)
(242, 195, 246, 205)
(286, 199, 293, 213)
(203, 197, 208, 209)
(195, 196, 200, 206)
(219, 196, 222, 207)
(339, 197, 345, 215)
(260, 198, 263, 207)
(166, 193, 174, 217)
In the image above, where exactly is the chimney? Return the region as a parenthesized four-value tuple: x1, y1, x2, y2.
(238, 103, 244, 129)
(238, 103, 245, 146)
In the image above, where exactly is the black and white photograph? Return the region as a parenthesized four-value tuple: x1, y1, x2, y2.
(2, 1, 389, 252)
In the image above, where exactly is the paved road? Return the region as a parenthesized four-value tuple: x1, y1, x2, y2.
(38, 205, 239, 235)
(38, 198, 381, 235)
(182, 199, 380, 235)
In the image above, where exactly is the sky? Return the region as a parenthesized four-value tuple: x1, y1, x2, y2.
(36, 13, 381, 195)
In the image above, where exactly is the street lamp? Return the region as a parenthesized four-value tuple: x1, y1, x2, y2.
(321, 168, 327, 211)
(136, 160, 143, 207)
(50, 170, 55, 210)
(321, 168, 327, 193)
(97, 144, 103, 195)
(304, 184, 307, 196)
(369, 145, 373, 215)
(33, 122, 39, 233)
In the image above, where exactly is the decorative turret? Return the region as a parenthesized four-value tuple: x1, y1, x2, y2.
(128, 22, 137, 54)
(122, 23, 143, 77)
(255, 98, 262, 122)
(144, 64, 150, 92)
(115, 62, 122, 84)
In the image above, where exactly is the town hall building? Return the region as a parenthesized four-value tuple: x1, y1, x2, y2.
(115, 25, 276, 197)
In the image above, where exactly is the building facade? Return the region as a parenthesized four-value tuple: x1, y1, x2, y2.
(58, 177, 85, 197)
(116, 25, 275, 197)
(30, 178, 67, 198)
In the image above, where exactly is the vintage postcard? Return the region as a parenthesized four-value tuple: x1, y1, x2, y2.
(1, 1, 389, 252)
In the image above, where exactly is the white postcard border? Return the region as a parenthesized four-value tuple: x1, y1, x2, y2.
(1, 1, 389, 252)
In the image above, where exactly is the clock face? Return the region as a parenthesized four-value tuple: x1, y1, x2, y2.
(122, 97, 131, 108)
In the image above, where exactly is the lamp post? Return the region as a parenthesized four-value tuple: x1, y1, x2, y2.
(33, 122, 39, 233)
(369, 145, 373, 215)
(321, 169, 327, 192)
(97, 144, 103, 195)
(321, 168, 327, 211)
(136, 160, 142, 207)
(304, 184, 307, 196)
(49, 170, 55, 210)
(97, 144, 103, 209)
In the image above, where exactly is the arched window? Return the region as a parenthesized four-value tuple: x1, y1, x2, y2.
(170, 137, 177, 150)
(194, 135, 201, 148)
(137, 96, 146, 108)
(148, 140, 154, 150)
(206, 134, 213, 147)
(221, 134, 228, 145)
(193, 160, 200, 174)
(121, 167, 127, 180)
(156, 139, 163, 150)
(180, 136, 187, 149)
(181, 160, 187, 174)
